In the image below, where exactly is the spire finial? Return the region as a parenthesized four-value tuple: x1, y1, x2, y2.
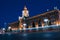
(24, 5, 27, 10)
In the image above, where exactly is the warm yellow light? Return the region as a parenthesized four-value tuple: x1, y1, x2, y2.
(42, 23, 44, 28)
(36, 26, 38, 28)
(56, 21, 59, 26)
(11, 28, 18, 30)
(56, 23, 59, 26)
(20, 28, 22, 30)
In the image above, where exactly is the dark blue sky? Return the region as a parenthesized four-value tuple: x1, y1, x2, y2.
(0, 0, 60, 27)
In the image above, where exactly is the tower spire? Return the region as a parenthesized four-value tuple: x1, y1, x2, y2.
(24, 5, 27, 10)
(22, 5, 29, 18)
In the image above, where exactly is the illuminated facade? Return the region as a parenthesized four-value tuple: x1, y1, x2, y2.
(9, 6, 60, 30)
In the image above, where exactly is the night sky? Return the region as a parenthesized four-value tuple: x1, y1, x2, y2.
(0, 0, 60, 27)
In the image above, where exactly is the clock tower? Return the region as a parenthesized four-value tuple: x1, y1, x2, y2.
(22, 6, 29, 18)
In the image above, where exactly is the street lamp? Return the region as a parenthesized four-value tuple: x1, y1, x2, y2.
(44, 19, 48, 22)
(8, 26, 11, 29)
(8, 26, 12, 32)
(44, 19, 49, 26)
(2, 28, 5, 31)
(2, 28, 5, 33)
(23, 23, 27, 30)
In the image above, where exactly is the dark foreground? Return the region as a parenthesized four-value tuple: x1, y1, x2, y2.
(0, 31, 60, 40)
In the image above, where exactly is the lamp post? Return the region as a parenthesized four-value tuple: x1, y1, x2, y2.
(44, 19, 49, 26)
(2, 28, 5, 33)
(8, 26, 11, 29)
(23, 23, 27, 30)
(2, 28, 5, 30)
(4, 22, 7, 29)
(8, 26, 11, 32)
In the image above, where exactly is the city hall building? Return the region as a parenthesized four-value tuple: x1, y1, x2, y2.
(9, 6, 60, 30)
